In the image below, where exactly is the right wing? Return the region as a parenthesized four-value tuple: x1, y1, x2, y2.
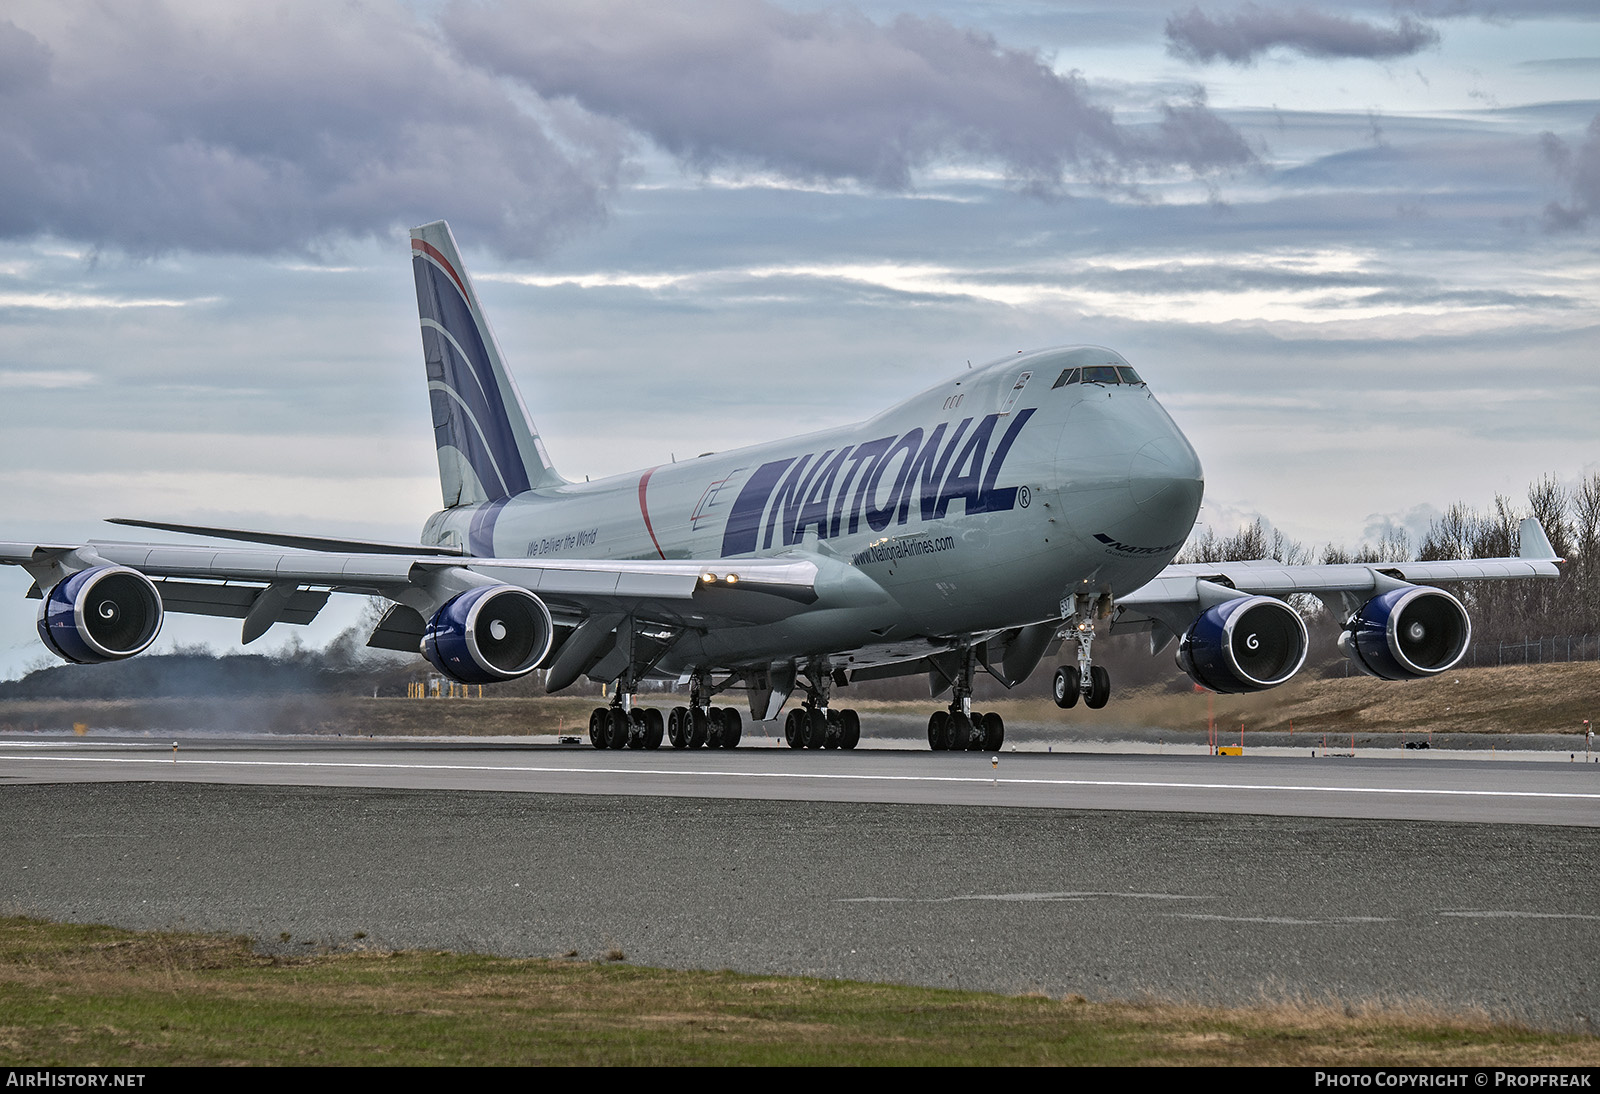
(0, 537, 889, 689)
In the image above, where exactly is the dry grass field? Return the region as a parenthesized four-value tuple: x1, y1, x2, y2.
(0, 661, 1593, 741)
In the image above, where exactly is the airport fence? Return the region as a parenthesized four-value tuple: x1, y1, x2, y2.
(1461, 634, 1599, 667)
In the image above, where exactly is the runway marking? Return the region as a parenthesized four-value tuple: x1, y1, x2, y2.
(1439, 910, 1600, 921)
(4, 753, 1599, 802)
(1169, 913, 1396, 925)
(837, 890, 1208, 904)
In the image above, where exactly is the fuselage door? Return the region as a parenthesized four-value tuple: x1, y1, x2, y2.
(1000, 371, 1031, 416)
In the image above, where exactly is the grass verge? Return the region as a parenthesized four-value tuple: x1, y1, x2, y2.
(1, 917, 1595, 1066)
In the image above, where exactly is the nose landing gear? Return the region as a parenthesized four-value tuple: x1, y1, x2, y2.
(1052, 593, 1112, 710)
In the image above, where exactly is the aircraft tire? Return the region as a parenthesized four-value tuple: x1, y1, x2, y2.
(607, 707, 630, 749)
(840, 708, 860, 750)
(982, 712, 1004, 750)
(1086, 666, 1111, 709)
(805, 709, 827, 749)
(687, 706, 709, 749)
(824, 709, 841, 749)
(644, 707, 665, 750)
(627, 707, 647, 748)
(707, 707, 725, 748)
(927, 710, 950, 750)
(720, 707, 742, 749)
(784, 709, 804, 748)
(1053, 666, 1080, 709)
(667, 706, 686, 748)
(589, 707, 609, 749)
(950, 712, 977, 750)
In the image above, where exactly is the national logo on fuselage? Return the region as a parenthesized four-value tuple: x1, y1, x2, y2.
(719, 410, 1035, 557)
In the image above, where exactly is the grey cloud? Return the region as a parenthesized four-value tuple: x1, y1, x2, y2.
(0, 3, 630, 257)
(1166, 4, 1440, 65)
(1540, 114, 1600, 230)
(441, 0, 1255, 192)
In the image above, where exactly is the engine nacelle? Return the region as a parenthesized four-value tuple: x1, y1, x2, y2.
(1339, 586, 1470, 680)
(422, 585, 554, 684)
(36, 565, 164, 665)
(1177, 595, 1308, 694)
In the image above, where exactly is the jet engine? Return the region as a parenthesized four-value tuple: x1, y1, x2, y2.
(36, 565, 164, 664)
(1339, 586, 1469, 680)
(421, 584, 555, 684)
(1176, 595, 1308, 694)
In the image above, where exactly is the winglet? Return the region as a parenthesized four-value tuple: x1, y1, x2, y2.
(1518, 518, 1561, 561)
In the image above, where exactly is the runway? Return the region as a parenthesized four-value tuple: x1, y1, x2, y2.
(2, 734, 1596, 1030)
(2, 734, 1596, 826)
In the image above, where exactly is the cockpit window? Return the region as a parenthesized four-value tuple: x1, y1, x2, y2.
(1043, 349, 1149, 391)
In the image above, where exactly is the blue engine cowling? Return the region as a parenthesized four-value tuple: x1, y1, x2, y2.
(36, 565, 164, 665)
(422, 585, 555, 684)
(1339, 586, 1470, 680)
(1176, 595, 1308, 694)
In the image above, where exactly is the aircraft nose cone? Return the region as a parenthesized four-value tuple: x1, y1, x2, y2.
(1129, 434, 1204, 515)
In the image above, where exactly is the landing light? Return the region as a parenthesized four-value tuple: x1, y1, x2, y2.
(701, 572, 718, 584)
(726, 573, 739, 584)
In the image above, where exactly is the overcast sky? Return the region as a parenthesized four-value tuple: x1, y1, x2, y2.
(0, 0, 1596, 673)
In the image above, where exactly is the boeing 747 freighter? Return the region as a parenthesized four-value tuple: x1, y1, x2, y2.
(3, 222, 1562, 751)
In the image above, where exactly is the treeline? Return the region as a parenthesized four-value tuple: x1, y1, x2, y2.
(1178, 472, 1600, 645)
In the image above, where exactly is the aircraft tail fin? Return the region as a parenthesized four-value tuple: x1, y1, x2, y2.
(410, 220, 566, 506)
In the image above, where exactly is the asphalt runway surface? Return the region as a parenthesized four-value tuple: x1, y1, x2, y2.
(2, 734, 1597, 826)
(2, 736, 1597, 1030)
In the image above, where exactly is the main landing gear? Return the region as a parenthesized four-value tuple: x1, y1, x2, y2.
(781, 663, 860, 749)
(1053, 593, 1112, 710)
(587, 703, 664, 750)
(586, 670, 743, 750)
(925, 645, 1004, 751)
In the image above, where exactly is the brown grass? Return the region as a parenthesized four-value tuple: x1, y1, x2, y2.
(1, 918, 1595, 1066)
(2, 661, 1595, 739)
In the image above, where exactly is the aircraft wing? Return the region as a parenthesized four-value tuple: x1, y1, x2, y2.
(1112, 517, 1562, 658)
(0, 538, 853, 679)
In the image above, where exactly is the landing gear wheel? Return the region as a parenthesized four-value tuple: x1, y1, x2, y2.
(589, 707, 609, 749)
(953, 712, 982, 751)
(981, 712, 1004, 751)
(643, 707, 665, 750)
(804, 709, 827, 749)
(928, 710, 950, 751)
(1053, 666, 1080, 709)
(607, 707, 630, 749)
(667, 706, 687, 749)
(627, 707, 647, 748)
(784, 709, 805, 749)
(706, 707, 725, 749)
(719, 707, 742, 749)
(687, 706, 709, 749)
(824, 709, 842, 749)
(1085, 666, 1111, 709)
(839, 708, 860, 750)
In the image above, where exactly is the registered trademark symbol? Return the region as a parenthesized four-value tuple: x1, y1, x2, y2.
(1019, 486, 1031, 508)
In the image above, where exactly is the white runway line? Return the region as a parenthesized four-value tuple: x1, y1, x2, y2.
(3, 752, 1597, 801)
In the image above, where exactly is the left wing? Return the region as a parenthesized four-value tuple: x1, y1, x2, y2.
(1112, 518, 1562, 691)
